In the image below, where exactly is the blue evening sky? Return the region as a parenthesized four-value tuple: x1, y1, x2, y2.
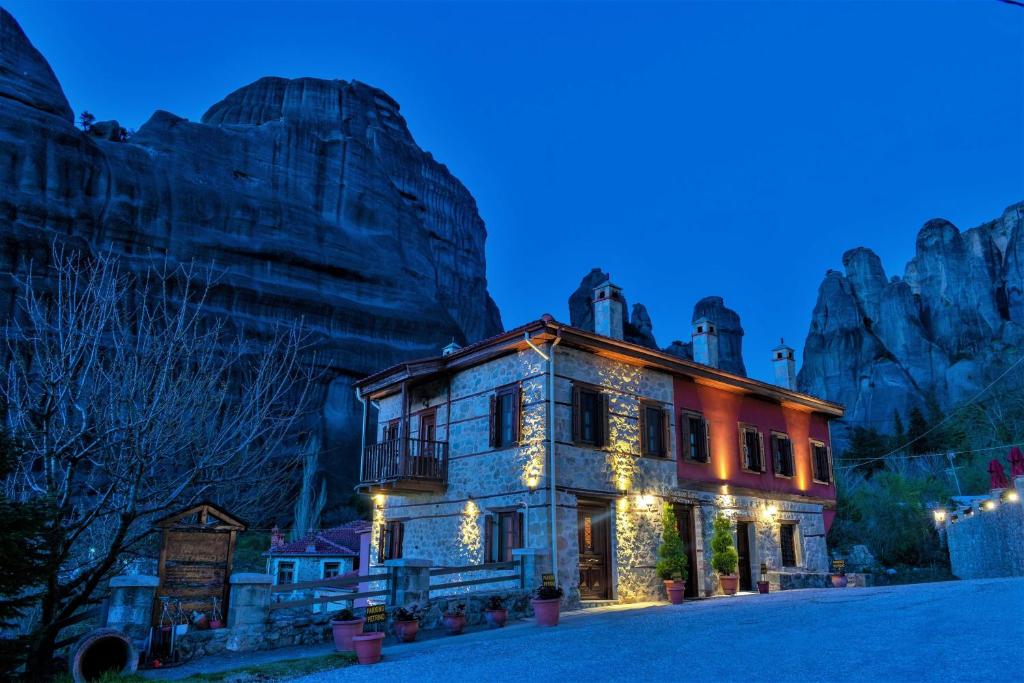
(7, 1, 1022, 382)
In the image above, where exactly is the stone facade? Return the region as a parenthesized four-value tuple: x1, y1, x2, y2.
(368, 337, 836, 605)
(946, 478, 1024, 579)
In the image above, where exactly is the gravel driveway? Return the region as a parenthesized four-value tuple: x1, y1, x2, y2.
(293, 577, 1024, 683)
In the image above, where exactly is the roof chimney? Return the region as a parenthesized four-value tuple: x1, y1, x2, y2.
(692, 316, 719, 368)
(442, 340, 462, 356)
(592, 280, 624, 340)
(772, 338, 796, 390)
(270, 525, 284, 549)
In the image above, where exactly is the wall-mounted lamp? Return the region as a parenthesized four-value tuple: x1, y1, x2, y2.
(933, 509, 947, 523)
(373, 493, 386, 509)
(982, 500, 997, 512)
(527, 476, 540, 490)
(636, 494, 656, 510)
(1002, 490, 1020, 503)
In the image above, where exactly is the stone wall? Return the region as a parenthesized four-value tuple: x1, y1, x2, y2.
(946, 480, 1024, 579)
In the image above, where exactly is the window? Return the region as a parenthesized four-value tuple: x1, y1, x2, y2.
(572, 385, 607, 447)
(780, 523, 798, 567)
(739, 424, 764, 472)
(378, 520, 404, 563)
(383, 419, 399, 442)
(489, 385, 521, 449)
(322, 561, 341, 579)
(276, 561, 295, 585)
(681, 411, 709, 463)
(484, 510, 523, 563)
(771, 432, 794, 478)
(640, 403, 669, 457)
(811, 440, 832, 484)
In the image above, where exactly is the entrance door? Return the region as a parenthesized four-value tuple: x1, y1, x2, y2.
(674, 504, 699, 598)
(577, 503, 610, 600)
(735, 521, 753, 591)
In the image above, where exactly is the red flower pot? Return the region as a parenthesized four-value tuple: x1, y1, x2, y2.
(664, 580, 686, 605)
(352, 632, 384, 665)
(757, 581, 770, 594)
(330, 618, 364, 652)
(719, 575, 739, 595)
(831, 575, 848, 588)
(209, 619, 225, 630)
(394, 619, 419, 642)
(531, 597, 561, 626)
(443, 613, 466, 635)
(485, 608, 508, 628)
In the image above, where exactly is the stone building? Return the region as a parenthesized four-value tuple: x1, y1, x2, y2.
(354, 283, 844, 604)
(265, 520, 372, 609)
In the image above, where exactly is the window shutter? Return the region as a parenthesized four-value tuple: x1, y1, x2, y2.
(377, 524, 387, 564)
(702, 418, 710, 463)
(572, 385, 581, 443)
(484, 514, 494, 563)
(488, 394, 497, 448)
(662, 409, 671, 457)
(395, 521, 404, 559)
(639, 404, 648, 455)
(758, 432, 765, 471)
(511, 386, 522, 445)
(596, 393, 609, 448)
(739, 427, 747, 469)
(514, 511, 524, 549)
(679, 414, 689, 460)
(772, 436, 781, 474)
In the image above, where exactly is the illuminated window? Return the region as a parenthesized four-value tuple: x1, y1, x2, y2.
(641, 403, 669, 457)
(771, 432, 794, 477)
(810, 440, 832, 484)
(780, 523, 798, 567)
(572, 385, 607, 447)
(739, 424, 765, 472)
(489, 384, 521, 449)
(276, 561, 295, 585)
(682, 411, 709, 463)
(322, 562, 341, 579)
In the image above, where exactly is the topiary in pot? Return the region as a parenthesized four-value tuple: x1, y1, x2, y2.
(393, 605, 421, 642)
(656, 504, 689, 605)
(711, 514, 740, 595)
(531, 585, 563, 627)
(484, 595, 508, 628)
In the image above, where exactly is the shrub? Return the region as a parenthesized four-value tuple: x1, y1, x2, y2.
(655, 504, 688, 582)
(535, 585, 564, 600)
(331, 608, 355, 622)
(394, 605, 420, 622)
(444, 603, 465, 617)
(710, 514, 739, 575)
(485, 596, 504, 611)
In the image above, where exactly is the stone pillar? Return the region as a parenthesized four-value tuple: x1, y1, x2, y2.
(512, 548, 547, 591)
(105, 575, 159, 635)
(228, 573, 274, 627)
(385, 558, 432, 607)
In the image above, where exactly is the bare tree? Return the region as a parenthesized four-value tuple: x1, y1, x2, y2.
(1, 246, 314, 678)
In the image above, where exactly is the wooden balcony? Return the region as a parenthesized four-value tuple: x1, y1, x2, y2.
(359, 438, 449, 494)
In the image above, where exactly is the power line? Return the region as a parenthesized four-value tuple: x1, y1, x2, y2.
(837, 441, 1024, 470)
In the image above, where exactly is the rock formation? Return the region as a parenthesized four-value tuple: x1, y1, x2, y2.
(798, 202, 1023, 448)
(569, 270, 747, 375)
(0, 9, 502, 517)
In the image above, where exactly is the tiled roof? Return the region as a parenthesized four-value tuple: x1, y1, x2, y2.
(267, 520, 371, 557)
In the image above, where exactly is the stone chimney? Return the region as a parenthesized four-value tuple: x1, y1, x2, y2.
(270, 525, 284, 549)
(772, 338, 796, 390)
(692, 316, 719, 368)
(592, 280, 624, 340)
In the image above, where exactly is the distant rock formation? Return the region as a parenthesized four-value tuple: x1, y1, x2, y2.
(0, 9, 502, 517)
(569, 270, 746, 375)
(798, 202, 1023, 447)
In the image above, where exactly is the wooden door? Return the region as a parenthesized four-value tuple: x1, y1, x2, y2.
(419, 411, 436, 443)
(674, 504, 699, 598)
(577, 503, 610, 600)
(736, 521, 753, 591)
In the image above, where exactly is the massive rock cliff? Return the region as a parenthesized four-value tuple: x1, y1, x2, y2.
(0, 9, 502, 516)
(569, 269, 747, 376)
(798, 202, 1023, 448)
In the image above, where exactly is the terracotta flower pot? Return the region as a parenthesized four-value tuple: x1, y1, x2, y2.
(719, 575, 739, 595)
(485, 608, 508, 628)
(531, 597, 561, 626)
(757, 581, 770, 594)
(394, 619, 419, 642)
(330, 618, 364, 652)
(443, 613, 466, 635)
(352, 632, 384, 665)
(664, 580, 686, 605)
(831, 575, 848, 588)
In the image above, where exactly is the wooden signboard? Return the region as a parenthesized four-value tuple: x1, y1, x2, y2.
(153, 502, 247, 626)
(364, 604, 387, 624)
(542, 573, 556, 588)
(831, 559, 846, 574)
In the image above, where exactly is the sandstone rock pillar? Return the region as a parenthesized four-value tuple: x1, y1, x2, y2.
(385, 558, 432, 607)
(105, 575, 159, 635)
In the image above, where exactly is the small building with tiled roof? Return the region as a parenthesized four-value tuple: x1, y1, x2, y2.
(264, 520, 372, 609)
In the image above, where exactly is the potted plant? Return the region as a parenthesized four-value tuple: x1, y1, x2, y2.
(830, 560, 848, 588)
(531, 585, 563, 626)
(757, 563, 770, 594)
(443, 603, 466, 635)
(393, 605, 421, 642)
(656, 504, 689, 604)
(484, 595, 508, 628)
(329, 608, 365, 652)
(711, 514, 740, 595)
(352, 632, 384, 665)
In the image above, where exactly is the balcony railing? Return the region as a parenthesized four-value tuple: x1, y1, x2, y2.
(360, 437, 449, 493)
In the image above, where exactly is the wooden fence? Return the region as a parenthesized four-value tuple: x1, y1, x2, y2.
(268, 572, 391, 611)
(429, 560, 524, 595)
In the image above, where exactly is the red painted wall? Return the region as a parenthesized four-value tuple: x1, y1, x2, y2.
(674, 377, 836, 516)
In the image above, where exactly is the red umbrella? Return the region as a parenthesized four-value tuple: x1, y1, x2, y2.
(989, 459, 1010, 489)
(1009, 446, 1024, 477)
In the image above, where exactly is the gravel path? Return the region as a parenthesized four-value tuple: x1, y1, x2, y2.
(293, 577, 1024, 683)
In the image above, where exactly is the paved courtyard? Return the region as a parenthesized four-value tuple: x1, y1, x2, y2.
(295, 577, 1024, 683)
